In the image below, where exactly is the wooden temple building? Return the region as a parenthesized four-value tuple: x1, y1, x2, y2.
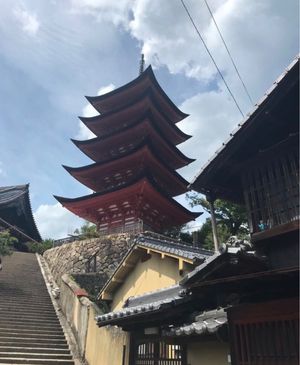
(0, 184, 41, 243)
(55, 66, 200, 234)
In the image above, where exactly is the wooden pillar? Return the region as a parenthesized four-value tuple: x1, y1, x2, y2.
(206, 193, 220, 252)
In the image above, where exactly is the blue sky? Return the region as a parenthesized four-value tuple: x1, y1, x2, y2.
(0, 0, 298, 238)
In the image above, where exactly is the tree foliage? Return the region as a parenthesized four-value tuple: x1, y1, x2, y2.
(0, 230, 18, 256)
(163, 224, 193, 244)
(74, 221, 99, 239)
(187, 193, 249, 250)
(24, 239, 54, 254)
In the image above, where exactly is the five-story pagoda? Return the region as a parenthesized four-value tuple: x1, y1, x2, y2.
(55, 65, 200, 234)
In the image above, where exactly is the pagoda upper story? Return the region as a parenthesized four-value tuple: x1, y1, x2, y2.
(55, 65, 201, 234)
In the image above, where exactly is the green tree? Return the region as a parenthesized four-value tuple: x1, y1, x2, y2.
(163, 224, 193, 244)
(0, 230, 18, 256)
(187, 193, 249, 249)
(24, 238, 54, 254)
(74, 221, 99, 239)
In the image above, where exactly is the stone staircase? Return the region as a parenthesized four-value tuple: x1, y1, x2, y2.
(0, 252, 74, 364)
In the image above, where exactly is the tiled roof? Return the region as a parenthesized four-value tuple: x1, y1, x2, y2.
(0, 184, 41, 242)
(162, 308, 227, 337)
(96, 284, 188, 326)
(137, 232, 213, 261)
(0, 185, 28, 206)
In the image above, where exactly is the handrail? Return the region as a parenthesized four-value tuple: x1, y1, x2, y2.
(85, 249, 100, 273)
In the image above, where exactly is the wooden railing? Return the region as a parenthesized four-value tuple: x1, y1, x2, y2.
(85, 249, 99, 273)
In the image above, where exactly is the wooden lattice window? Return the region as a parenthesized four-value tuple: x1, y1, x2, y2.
(229, 298, 299, 365)
(242, 146, 299, 233)
(133, 339, 186, 365)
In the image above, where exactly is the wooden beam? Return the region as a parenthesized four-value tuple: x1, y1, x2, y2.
(100, 292, 113, 301)
(179, 258, 184, 272)
(112, 278, 123, 284)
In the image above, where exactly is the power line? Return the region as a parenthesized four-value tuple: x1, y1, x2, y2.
(180, 0, 245, 118)
(203, 0, 254, 105)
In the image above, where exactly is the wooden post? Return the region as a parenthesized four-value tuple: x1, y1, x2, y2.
(206, 193, 220, 252)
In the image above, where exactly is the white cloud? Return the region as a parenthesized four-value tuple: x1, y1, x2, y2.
(13, 5, 40, 36)
(178, 83, 241, 181)
(124, 0, 298, 179)
(76, 83, 115, 140)
(70, 0, 132, 26)
(76, 122, 96, 140)
(0, 161, 5, 176)
(34, 203, 84, 240)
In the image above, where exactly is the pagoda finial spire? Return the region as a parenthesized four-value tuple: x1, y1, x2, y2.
(139, 53, 145, 75)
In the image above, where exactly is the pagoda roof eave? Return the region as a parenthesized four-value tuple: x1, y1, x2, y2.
(64, 142, 189, 181)
(62, 141, 189, 195)
(85, 65, 189, 122)
(54, 174, 201, 221)
(79, 91, 191, 141)
(70, 129, 195, 167)
(65, 138, 191, 180)
(78, 109, 191, 147)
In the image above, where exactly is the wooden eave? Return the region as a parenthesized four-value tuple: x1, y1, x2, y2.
(54, 175, 200, 226)
(0, 184, 41, 242)
(71, 119, 195, 169)
(86, 65, 189, 123)
(190, 57, 299, 203)
(80, 92, 191, 145)
(63, 142, 188, 196)
(99, 245, 195, 301)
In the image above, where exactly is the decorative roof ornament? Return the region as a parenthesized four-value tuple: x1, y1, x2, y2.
(139, 53, 145, 75)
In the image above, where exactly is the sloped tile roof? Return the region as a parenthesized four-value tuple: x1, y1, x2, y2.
(137, 232, 213, 261)
(162, 308, 227, 337)
(96, 284, 188, 325)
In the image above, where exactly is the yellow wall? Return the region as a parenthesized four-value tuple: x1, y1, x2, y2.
(112, 252, 185, 311)
(85, 305, 130, 365)
(187, 341, 229, 365)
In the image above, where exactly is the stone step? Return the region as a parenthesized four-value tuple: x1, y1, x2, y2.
(0, 352, 72, 360)
(0, 253, 75, 363)
(0, 347, 70, 355)
(0, 330, 65, 338)
(0, 358, 74, 364)
(0, 306, 57, 315)
(0, 298, 54, 305)
(0, 323, 63, 331)
(0, 341, 69, 349)
(0, 313, 58, 321)
(0, 303, 55, 311)
(0, 316, 61, 323)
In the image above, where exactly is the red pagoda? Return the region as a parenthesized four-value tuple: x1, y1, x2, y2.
(55, 66, 200, 234)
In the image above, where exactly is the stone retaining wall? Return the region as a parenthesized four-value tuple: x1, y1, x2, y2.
(43, 233, 134, 284)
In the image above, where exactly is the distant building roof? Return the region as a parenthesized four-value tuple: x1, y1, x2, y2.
(0, 184, 41, 242)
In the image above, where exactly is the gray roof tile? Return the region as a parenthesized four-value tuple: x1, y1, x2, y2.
(162, 308, 227, 337)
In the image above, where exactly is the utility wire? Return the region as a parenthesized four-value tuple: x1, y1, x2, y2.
(180, 0, 245, 118)
(203, 0, 254, 105)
